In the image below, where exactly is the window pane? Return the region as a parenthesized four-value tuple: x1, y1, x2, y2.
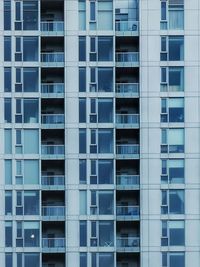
(5, 253, 12, 267)
(4, 98, 12, 123)
(169, 9, 184, 30)
(80, 253, 87, 267)
(98, 98, 113, 123)
(5, 129, 12, 154)
(5, 221, 12, 247)
(98, 37, 113, 61)
(99, 191, 113, 215)
(169, 98, 184, 122)
(79, 98, 86, 122)
(4, 1, 11, 30)
(24, 160, 39, 184)
(79, 129, 86, 153)
(169, 67, 184, 92)
(98, 160, 113, 184)
(99, 253, 114, 267)
(5, 191, 12, 215)
(4, 68, 12, 92)
(169, 159, 184, 183)
(79, 67, 86, 92)
(24, 130, 39, 154)
(23, 68, 38, 92)
(23, 37, 38, 61)
(79, 36, 86, 61)
(80, 191, 87, 215)
(5, 160, 12, 185)
(4, 37, 11, 61)
(98, 129, 113, 153)
(80, 221, 87, 246)
(169, 190, 184, 214)
(169, 221, 185, 246)
(24, 221, 40, 247)
(169, 37, 184, 61)
(24, 99, 39, 123)
(79, 159, 87, 184)
(170, 252, 185, 267)
(24, 191, 39, 215)
(99, 221, 114, 246)
(98, 68, 113, 92)
(23, 1, 38, 30)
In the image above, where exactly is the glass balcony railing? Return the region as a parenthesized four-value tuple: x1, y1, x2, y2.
(41, 114, 65, 124)
(41, 83, 64, 94)
(116, 114, 139, 125)
(42, 206, 65, 217)
(116, 52, 139, 63)
(41, 145, 65, 155)
(41, 52, 64, 63)
(41, 21, 64, 32)
(116, 237, 140, 248)
(116, 144, 139, 155)
(41, 175, 65, 186)
(42, 238, 65, 248)
(115, 21, 139, 32)
(116, 83, 139, 95)
(116, 206, 139, 216)
(116, 175, 139, 186)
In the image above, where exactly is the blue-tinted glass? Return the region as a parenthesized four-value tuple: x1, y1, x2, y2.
(170, 225, 184, 246)
(24, 191, 39, 215)
(4, 98, 12, 123)
(90, 2, 96, 21)
(79, 129, 86, 153)
(4, 1, 11, 30)
(169, 167, 184, 183)
(169, 67, 184, 90)
(99, 253, 114, 267)
(24, 226, 39, 247)
(17, 253, 22, 267)
(99, 221, 114, 246)
(4, 68, 12, 92)
(98, 160, 113, 184)
(170, 253, 185, 267)
(5, 191, 12, 215)
(169, 37, 184, 61)
(98, 99, 113, 123)
(99, 191, 113, 214)
(79, 98, 86, 122)
(4, 37, 11, 61)
(23, 68, 39, 92)
(79, 67, 86, 92)
(169, 8, 184, 30)
(161, 2, 166, 20)
(79, 36, 86, 61)
(80, 253, 87, 267)
(98, 68, 113, 92)
(23, 37, 38, 61)
(5, 253, 12, 267)
(98, 37, 113, 61)
(24, 99, 39, 123)
(5, 222, 12, 247)
(80, 221, 87, 246)
(98, 129, 113, 153)
(169, 190, 184, 214)
(24, 253, 40, 267)
(79, 160, 87, 184)
(169, 108, 184, 122)
(92, 253, 97, 267)
(23, 1, 38, 30)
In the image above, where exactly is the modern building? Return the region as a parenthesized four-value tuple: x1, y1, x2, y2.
(2, 0, 200, 266)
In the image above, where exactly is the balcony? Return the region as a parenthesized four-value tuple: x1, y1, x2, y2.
(116, 175, 139, 190)
(42, 238, 65, 252)
(116, 206, 140, 221)
(41, 21, 64, 34)
(41, 83, 64, 97)
(41, 145, 65, 158)
(115, 21, 139, 36)
(116, 145, 139, 159)
(41, 175, 65, 190)
(116, 83, 139, 97)
(116, 237, 140, 252)
(41, 114, 64, 124)
(116, 52, 139, 67)
(41, 52, 64, 66)
(42, 206, 65, 220)
(116, 114, 139, 128)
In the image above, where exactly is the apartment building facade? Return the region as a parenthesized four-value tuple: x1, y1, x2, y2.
(2, 0, 200, 266)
